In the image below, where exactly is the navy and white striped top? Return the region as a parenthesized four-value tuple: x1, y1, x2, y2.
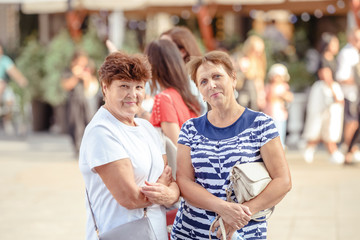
(170, 108, 279, 240)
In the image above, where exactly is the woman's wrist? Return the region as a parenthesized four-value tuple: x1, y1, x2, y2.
(168, 182, 180, 205)
(213, 198, 230, 215)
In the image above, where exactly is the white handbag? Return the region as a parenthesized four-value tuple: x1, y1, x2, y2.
(209, 162, 274, 240)
(227, 161, 274, 221)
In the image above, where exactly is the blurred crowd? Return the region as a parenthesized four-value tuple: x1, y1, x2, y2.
(2, 18, 359, 240)
(1, 25, 360, 166)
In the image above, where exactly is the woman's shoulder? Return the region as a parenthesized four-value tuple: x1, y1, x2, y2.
(243, 107, 264, 118)
(243, 108, 274, 126)
(160, 88, 182, 101)
(135, 117, 154, 129)
(163, 87, 178, 94)
(153, 88, 176, 102)
(179, 114, 206, 135)
(185, 113, 206, 126)
(339, 44, 359, 59)
(0, 54, 14, 64)
(85, 108, 113, 132)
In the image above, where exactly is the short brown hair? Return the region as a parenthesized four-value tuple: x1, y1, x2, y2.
(98, 51, 151, 89)
(187, 50, 235, 85)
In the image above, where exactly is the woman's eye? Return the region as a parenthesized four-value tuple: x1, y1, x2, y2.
(136, 85, 144, 89)
(200, 79, 207, 85)
(120, 85, 128, 88)
(213, 74, 221, 79)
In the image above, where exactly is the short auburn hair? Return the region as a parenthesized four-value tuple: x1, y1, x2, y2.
(187, 50, 235, 85)
(98, 51, 151, 90)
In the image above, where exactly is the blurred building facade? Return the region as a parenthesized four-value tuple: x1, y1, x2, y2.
(0, 0, 355, 133)
(0, 0, 352, 51)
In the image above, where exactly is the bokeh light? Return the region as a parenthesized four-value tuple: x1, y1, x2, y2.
(301, 12, 310, 22)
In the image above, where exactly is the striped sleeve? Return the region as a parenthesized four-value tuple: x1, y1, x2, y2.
(258, 113, 279, 147)
(177, 119, 194, 147)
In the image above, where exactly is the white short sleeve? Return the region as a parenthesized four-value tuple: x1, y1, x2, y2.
(336, 44, 360, 81)
(83, 125, 129, 171)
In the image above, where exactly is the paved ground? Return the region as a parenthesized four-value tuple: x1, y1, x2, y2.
(0, 132, 359, 240)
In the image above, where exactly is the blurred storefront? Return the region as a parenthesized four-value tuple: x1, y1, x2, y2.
(0, 0, 355, 132)
(0, 0, 352, 50)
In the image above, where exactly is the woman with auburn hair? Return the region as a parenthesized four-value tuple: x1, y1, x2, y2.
(140, 39, 201, 146)
(79, 51, 179, 240)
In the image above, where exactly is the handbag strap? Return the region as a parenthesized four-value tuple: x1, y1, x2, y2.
(86, 189, 100, 239)
(209, 215, 226, 240)
(86, 143, 154, 239)
(251, 206, 275, 221)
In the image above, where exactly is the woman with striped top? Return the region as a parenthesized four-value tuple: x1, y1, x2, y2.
(170, 51, 291, 240)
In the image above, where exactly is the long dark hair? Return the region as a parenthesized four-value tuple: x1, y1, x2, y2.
(145, 39, 200, 115)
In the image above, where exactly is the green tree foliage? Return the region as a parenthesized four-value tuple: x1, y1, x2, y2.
(15, 35, 46, 102)
(81, 25, 107, 71)
(15, 24, 107, 107)
(42, 30, 75, 106)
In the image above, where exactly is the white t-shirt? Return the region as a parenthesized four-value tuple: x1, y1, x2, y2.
(335, 43, 359, 101)
(79, 107, 167, 240)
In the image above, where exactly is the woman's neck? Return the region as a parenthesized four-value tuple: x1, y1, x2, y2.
(103, 105, 136, 126)
(208, 101, 244, 128)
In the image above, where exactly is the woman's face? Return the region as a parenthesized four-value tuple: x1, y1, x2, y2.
(253, 40, 265, 56)
(103, 79, 145, 123)
(196, 62, 236, 108)
(328, 37, 339, 55)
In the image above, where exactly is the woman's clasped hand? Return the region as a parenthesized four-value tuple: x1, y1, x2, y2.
(141, 165, 178, 208)
(211, 202, 252, 239)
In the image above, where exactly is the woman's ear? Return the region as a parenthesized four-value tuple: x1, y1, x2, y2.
(179, 48, 187, 59)
(101, 81, 108, 99)
(231, 72, 237, 89)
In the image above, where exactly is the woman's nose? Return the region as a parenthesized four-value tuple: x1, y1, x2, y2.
(208, 79, 216, 89)
(128, 87, 137, 97)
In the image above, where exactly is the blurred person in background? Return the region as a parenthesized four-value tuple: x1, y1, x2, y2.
(336, 28, 360, 160)
(171, 51, 291, 240)
(140, 39, 201, 146)
(0, 43, 28, 135)
(303, 33, 345, 164)
(79, 51, 179, 240)
(344, 99, 360, 164)
(344, 31, 360, 165)
(160, 26, 207, 114)
(235, 35, 267, 111)
(62, 51, 99, 155)
(263, 63, 293, 149)
(160, 26, 202, 63)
